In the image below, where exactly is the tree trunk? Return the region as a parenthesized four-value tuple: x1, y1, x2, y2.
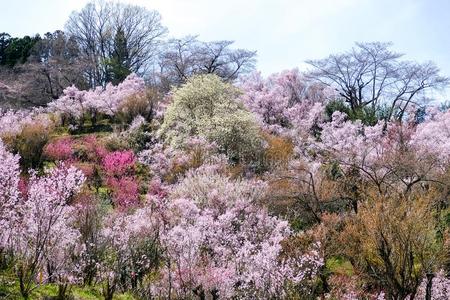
(425, 273, 434, 300)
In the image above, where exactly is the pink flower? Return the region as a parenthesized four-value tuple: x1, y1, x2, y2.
(106, 176, 139, 209)
(103, 150, 136, 177)
(44, 137, 74, 161)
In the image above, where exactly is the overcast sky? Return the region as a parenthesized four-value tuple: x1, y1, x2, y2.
(1, 0, 449, 99)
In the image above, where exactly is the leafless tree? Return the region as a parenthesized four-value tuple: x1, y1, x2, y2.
(29, 31, 88, 98)
(65, 0, 167, 87)
(306, 42, 449, 121)
(157, 36, 256, 91)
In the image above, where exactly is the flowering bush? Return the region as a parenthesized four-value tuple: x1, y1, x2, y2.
(102, 150, 136, 177)
(43, 137, 74, 161)
(106, 176, 140, 208)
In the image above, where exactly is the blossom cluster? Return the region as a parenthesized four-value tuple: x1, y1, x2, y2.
(240, 69, 333, 136)
(0, 107, 52, 137)
(48, 73, 146, 119)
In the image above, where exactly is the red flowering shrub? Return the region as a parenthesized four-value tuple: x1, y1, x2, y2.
(74, 135, 108, 163)
(43, 137, 74, 161)
(106, 176, 139, 208)
(103, 150, 136, 177)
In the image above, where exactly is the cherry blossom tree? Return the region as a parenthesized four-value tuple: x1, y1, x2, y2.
(0, 108, 52, 138)
(150, 167, 324, 299)
(0, 140, 21, 256)
(99, 205, 162, 300)
(411, 107, 450, 166)
(47, 73, 146, 123)
(7, 164, 85, 299)
(240, 69, 333, 136)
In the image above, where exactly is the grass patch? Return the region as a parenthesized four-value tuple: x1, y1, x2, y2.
(0, 274, 136, 300)
(326, 256, 354, 276)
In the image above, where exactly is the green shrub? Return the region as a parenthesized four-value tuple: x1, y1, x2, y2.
(325, 99, 378, 126)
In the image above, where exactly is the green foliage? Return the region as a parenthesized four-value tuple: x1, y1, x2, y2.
(67, 114, 113, 135)
(107, 27, 131, 85)
(0, 278, 137, 300)
(325, 257, 354, 276)
(103, 134, 130, 152)
(124, 125, 152, 153)
(0, 33, 41, 67)
(161, 74, 263, 163)
(325, 99, 380, 126)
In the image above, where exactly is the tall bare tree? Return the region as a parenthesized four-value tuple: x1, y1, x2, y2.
(65, 0, 167, 87)
(306, 42, 449, 121)
(157, 36, 256, 91)
(29, 31, 88, 99)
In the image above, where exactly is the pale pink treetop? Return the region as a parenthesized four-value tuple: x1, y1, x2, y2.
(240, 69, 332, 136)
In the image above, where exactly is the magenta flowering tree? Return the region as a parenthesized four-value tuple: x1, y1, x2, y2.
(77, 135, 109, 163)
(102, 150, 140, 208)
(106, 177, 140, 208)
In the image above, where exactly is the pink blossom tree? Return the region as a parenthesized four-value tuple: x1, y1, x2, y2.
(99, 205, 162, 300)
(0, 140, 21, 255)
(48, 73, 146, 121)
(240, 69, 332, 136)
(411, 107, 450, 166)
(150, 168, 324, 299)
(102, 150, 136, 177)
(7, 164, 85, 299)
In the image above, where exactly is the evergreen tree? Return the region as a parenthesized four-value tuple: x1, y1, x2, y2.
(108, 27, 131, 84)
